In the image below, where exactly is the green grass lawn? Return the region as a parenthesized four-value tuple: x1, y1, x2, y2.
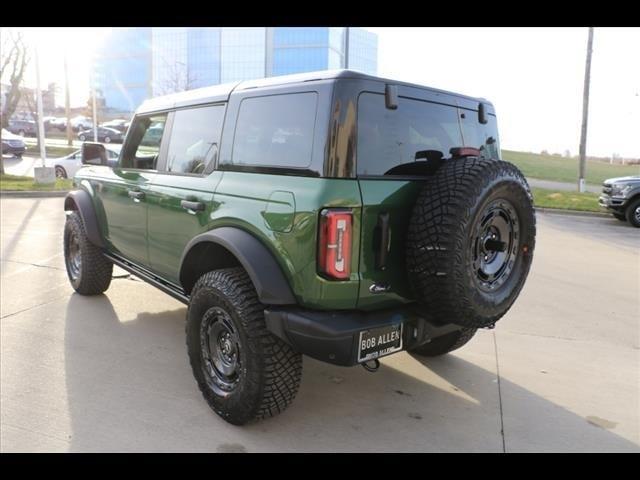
(25, 144, 76, 158)
(502, 150, 639, 186)
(531, 187, 601, 212)
(0, 173, 72, 191)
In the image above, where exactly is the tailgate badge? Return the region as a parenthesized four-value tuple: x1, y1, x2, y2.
(369, 282, 391, 294)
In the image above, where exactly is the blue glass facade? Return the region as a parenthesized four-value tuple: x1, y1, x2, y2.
(93, 28, 152, 113)
(94, 27, 377, 113)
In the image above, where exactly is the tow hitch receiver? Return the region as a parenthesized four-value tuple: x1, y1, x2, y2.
(362, 358, 380, 372)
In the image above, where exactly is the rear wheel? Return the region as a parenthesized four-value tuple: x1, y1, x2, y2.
(406, 157, 536, 329)
(104, 136, 111, 143)
(625, 198, 640, 228)
(409, 328, 477, 357)
(79, 134, 86, 141)
(186, 267, 302, 425)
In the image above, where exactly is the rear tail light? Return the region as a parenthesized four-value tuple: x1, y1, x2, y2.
(318, 208, 353, 280)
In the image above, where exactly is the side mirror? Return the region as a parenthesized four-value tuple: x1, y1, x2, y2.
(81, 142, 108, 166)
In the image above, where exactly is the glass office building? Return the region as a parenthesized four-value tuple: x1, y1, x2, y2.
(93, 28, 153, 113)
(94, 27, 378, 113)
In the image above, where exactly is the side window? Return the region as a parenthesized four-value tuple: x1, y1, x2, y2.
(166, 105, 225, 175)
(232, 92, 317, 169)
(120, 114, 168, 170)
(459, 109, 500, 160)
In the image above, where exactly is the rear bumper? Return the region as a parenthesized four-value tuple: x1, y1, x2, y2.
(264, 305, 461, 366)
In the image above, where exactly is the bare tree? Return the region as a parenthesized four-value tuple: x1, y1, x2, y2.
(1, 30, 30, 174)
(155, 59, 199, 96)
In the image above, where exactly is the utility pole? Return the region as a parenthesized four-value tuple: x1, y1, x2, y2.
(578, 27, 594, 193)
(64, 54, 72, 146)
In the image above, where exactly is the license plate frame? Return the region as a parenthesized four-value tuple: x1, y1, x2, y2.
(357, 323, 403, 363)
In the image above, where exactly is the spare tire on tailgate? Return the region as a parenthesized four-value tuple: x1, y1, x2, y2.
(406, 156, 536, 329)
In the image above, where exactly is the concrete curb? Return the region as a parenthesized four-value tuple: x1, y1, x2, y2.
(534, 207, 610, 218)
(0, 190, 69, 198)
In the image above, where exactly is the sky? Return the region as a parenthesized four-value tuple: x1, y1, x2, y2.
(6, 27, 640, 158)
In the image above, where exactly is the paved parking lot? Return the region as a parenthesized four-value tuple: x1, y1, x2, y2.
(1, 197, 638, 452)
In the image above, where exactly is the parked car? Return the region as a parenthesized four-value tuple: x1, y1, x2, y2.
(599, 175, 640, 227)
(70, 116, 93, 131)
(66, 70, 536, 425)
(8, 119, 37, 137)
(77, 126, 123, 143)
(50, 117, 68, 131)
(101, 119, 129, 133)
(1, 129, 26, 158)
(43, 116, 58, 130)
(47, 145, 120, 178)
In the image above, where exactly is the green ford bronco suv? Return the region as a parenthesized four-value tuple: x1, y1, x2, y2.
(64, 70, 536, 425)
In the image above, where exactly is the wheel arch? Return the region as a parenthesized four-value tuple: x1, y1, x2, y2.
(64, 189, 105, 248)
(179, 227, 297, 306)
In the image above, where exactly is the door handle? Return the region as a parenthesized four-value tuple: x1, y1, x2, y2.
(181, 200, 205, 212)
(128, 190, 145, 200)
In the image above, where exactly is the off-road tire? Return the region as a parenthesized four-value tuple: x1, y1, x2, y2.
(625, 198, 640, 228)
(63, 211, 113, 295)
(409, 328, 477, 357)
(186, 267, 302, 425)
(406, 157, 536, 329)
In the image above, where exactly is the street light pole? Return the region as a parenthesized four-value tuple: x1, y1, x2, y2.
(64, 54, 72, 146)
(35, 46, 46, 167)
(578, 27, 594, 193)
(92, 86, 98, 142)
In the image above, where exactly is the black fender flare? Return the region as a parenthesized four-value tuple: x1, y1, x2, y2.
(179, 227, 297, 305)
(64, 189, 105, 248)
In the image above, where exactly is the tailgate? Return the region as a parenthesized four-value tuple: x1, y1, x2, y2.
(356, 178, 423, 310)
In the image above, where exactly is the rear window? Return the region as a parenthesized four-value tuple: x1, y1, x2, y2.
(357, 93, 499, 176)
(231, 92, 317, 169)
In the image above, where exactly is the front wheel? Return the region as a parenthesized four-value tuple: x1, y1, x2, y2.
(625, 198, 640, 228)
(79, 134, 86, 141)
(55, 166, 67, 179)
(186, 267, 302, 425)
(63, 211, 113, 295)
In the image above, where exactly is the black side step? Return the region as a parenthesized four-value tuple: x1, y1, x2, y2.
(104, 252, 189, 305)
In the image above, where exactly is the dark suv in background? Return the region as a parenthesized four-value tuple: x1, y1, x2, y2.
(8, 119, 37, 137)
(599, 176, 640, 227)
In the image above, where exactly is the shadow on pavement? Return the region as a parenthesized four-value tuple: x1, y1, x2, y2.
(1, 199, 41, 261)
(63, 292, 639, 452)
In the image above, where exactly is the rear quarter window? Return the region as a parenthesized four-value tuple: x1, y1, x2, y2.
(231, 92, 318, 169)
(357, 92, 499, 176)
